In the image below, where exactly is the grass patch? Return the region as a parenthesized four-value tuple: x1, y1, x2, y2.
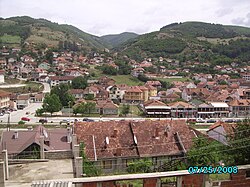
(0, 34, 21, 44)
(4, 78, 23, 84)
(1, 81, 44, 93)
(110, 75, 143, 86)
(209, 173, 230, 181)
(156, 77, 190, 83)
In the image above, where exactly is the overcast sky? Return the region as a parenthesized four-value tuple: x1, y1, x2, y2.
(1, 0, 250, 36)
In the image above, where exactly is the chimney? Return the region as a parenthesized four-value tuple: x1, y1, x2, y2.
(67, 127, 72, 143)
(112, 129, 118, 138)
(154, 127, 160, 139)
(14, 131, 18, 139)
(164, 125, 170, 137)
(104, 136, 109, 149)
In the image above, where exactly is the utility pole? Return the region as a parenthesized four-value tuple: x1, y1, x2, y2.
(7, 113, 10, 131)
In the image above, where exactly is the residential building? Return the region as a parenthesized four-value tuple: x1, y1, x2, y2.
(207, 121, 236, 145)
(98, 76, 115, 88)
(182, 88, 210, 102)
(229, 99, 250, 117)
(0, 90, 11, 109)
(95, 100, 119, 115)
(108, 84, 128, 102)
(168, 101, 196, 118)
(75, 120, 199, 173)
(241, 73, 250, 81)
(124, 86, 149, 103)
(16, 94, 30, 109)
(0, 125, 71, 158)
(49, 76, 74, 87)
(131, 68, 145, 77)
(145, 81, 162, 89)
(209, 102, 230, 118)
(143, 100, 171, 117)
(69, 89, 85, 100)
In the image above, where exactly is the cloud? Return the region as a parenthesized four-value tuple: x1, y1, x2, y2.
(216, 8, 233, 17)
(232, 13, 250, 26)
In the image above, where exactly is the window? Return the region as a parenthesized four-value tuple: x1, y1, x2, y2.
(102, 160, 112, 169)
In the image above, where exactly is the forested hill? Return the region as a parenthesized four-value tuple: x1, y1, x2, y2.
(0, 16, 107, 50)
(117, 22, 250, 63)
(100, 32, 138, 48)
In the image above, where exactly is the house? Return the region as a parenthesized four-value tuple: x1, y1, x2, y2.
(145, 84, 157, 98)
(197, 103, 215, 119)
(160, 92, 180, 102)
(38, 62, 51, 70)
(143, 100, 171, 117)
(34, 93, 45, 103)
(241, 73, 250, 81)
(168, 101, 196, 118)
(49, 76, 74, 87)
(98, 76, 115, 88)
(69, 89, 85, 100)
(95, 100, 119, 115)
(74, 120, 199, 173)
(16, 94, 30, 109)
(124, 86, 148, 103)
(209, 102, 230, 118)
(0, 125, 71, 158)
(0, 90, 11, 109)
(145, 81, 162, 89)
(108, 84, 128, 102)
(207, 121, 236, 145)
(131, 68, 145, 77)
(228, 99, 250, 117)
(182, 88, 210, 102)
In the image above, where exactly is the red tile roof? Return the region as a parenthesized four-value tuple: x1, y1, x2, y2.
(75, 120, 199, 160)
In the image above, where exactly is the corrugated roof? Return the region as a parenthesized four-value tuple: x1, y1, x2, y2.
(209, 102, 229, 108)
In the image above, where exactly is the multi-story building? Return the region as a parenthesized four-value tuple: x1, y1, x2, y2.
(49, 76, 74, 87)
(0, 90, 11, 109)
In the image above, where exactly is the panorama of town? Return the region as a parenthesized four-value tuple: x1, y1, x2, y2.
(0, 17, 250, 187)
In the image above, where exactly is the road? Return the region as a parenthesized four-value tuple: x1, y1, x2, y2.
(0, 103, 42, 123)
(42, 82, 50, 93)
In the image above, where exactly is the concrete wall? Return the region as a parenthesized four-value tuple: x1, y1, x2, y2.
(45, 150, 73, 159)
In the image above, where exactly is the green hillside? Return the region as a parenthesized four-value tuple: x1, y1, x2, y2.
(117, 22, 250, 62)
(100, 32, 138, 48)
(0, 16, 107, 50)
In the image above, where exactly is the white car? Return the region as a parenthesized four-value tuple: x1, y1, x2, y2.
(196, 118, 206, 123)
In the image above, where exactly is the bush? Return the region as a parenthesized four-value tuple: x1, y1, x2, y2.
(18, 120, 25, 125)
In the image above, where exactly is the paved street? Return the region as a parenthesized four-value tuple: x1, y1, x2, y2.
(0, 103, 42, 123)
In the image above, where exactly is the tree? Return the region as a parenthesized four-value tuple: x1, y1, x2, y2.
(73, 102, 96, 115)
(227, 119, 250, 165)
(42, 94, 62, 115)
(51, 84, 75, 106)
(85, 102, 96, 114)
(127, 158, 153, 173)
(45, 50, 54, 64)
(72, 76, 88, 89)
(120, 104, 130, 116)
(186, 136, 225, 167)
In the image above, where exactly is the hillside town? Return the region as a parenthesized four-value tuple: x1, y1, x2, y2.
(0, 4, 250, 186)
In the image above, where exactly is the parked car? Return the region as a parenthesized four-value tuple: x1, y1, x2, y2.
(0, 113, 4, 116)
(39, 119, 48, 123)
(224, 119, 234, 123)
(83, 118, 94, 122)
(196, 118, 206, 123)
(60, 119, 70, 125)
(26, 111, 30, 115)
(21, 117, 30, 121)
(187, 118, 196, 123)
(206, 119, 217, 123)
